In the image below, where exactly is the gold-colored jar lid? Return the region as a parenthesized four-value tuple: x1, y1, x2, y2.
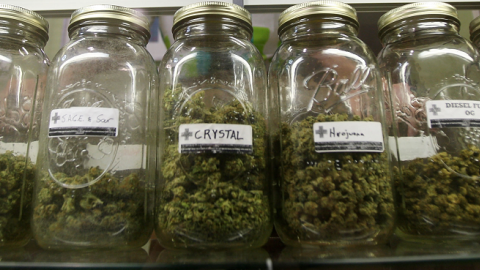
(173, 1, 251, 27)
(469, 16, 480, 42)
(378, 2, 458, 36)
(0, 4, 48, 37)
(278, 0, 358, 31)
(69, 4, 150, 34)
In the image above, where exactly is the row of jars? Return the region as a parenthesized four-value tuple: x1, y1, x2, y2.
(2, 0, 480, 250)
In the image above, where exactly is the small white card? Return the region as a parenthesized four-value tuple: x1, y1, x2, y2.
(178, 123, 253, 154)
(426, 100, 480, 128)
(389, 136, 438, 161)
(48, 107, 119, 137)
(312, 121, 384, 153)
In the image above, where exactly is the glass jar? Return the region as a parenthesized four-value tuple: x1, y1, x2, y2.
(156, 1, 272, 249)
(0, 5, 49, 248)
(32, 5, 157, 249)
(269, 0, 395, 247)
(378, 2, 480, 241)
(470, 16, 480, 49)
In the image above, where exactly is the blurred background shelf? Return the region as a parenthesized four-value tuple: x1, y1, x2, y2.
(2, 0, 480, 15)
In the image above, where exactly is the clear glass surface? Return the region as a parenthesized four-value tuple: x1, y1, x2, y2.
(156, 16, 272, 249)
(378, 18, 480, 241)
(2, 237, 480, 269)
(0, 20, 49, 248)
(472, 35, 480, 49)
(32, 22, 157, 249)
(269, 17, 395, 247)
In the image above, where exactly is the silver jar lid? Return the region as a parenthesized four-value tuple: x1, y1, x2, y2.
(378, 2, 459, 38)
(278, 1, 359, 32)
(0, 4, 49, 38)
(69, 5, 150, 35)
(173, 1, 252, 27)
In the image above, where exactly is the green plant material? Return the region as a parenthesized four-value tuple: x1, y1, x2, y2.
(280, 114, 394, 241)
(397, 145, 480, 235)
(157, 87, 270, 244)
(33, 167, 146, 244)
(0, 151, 34, 246)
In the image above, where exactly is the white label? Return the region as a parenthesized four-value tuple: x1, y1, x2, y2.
(313, 121, 384, 153)
(85, 144, 145, 170)
(178, 124, 253, 154)
(48, 107, 119, 137)
(389, 136, 438, 161)
(426, 100, 480, 128)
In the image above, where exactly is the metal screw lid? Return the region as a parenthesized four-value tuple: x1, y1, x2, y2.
(0, 4, 48, 37)
(69, 5, 150, 35)
(469, 16, 480, 42)
(278, 0, 358, 31)
(173, 1, 252, 27)
(378, 2, 459, 37)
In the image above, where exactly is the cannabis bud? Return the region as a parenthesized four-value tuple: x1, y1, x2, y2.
(396, 144, 480, 236)
(0, 151, 35, 247)
(156, 87, 271, 247)
(32, 167, 149, 247)
(278, 114, 395, 243)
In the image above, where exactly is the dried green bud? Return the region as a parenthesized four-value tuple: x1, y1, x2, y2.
(0, 151, 35, 247)
(279, 114, 394, 242)
(157, 87, 270, 246)
(397, 144, 480, 236)
(33, 167, 148, 245)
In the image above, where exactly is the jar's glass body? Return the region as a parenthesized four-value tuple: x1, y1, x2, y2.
(270, 17, 395, 246)
(472, 34, 480, 49)
(156, 16, 272, 249)
(0, 20, 48, 248)
(378, 17, 480, 240)
(32, 22, 157, 249)
(474, 40, 480, 49)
